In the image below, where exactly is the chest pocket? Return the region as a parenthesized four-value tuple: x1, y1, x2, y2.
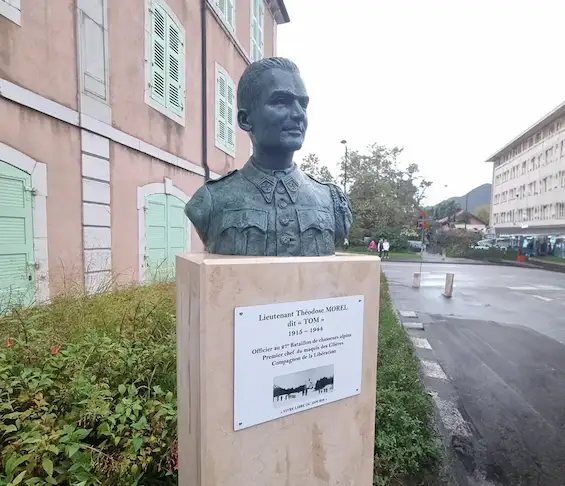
(216, 209, 268, 256)
(297, 209, 335, 256)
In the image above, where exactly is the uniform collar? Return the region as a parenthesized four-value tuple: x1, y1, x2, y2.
(241, 158, 305, 203)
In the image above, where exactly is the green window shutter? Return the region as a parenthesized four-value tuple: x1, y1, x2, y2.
(226, 78, 235, 153)
(226, 0, 235, 29)
(150, 4, 167, 106)
(145, 193, 187, 282)
(167, 195, 187, 278)
(166, 19, 183, 115)
(251, 0, 264, 61)
(216, 69, 228, 149)
(0, 162, 34, 308)
(216, 0, 226, 17)
(145, 194, 168, 282)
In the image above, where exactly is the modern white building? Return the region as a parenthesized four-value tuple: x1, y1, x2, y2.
(487, 101, 565, 241)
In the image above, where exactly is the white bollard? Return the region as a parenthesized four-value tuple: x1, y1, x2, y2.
(443, 273, 454, 298)
(412, 272, 421, 288)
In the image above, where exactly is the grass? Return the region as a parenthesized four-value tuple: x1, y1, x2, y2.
(346, 247, 422, 259)
(1, 278, 440, 485)
(532, 255, 565, 264)
(374, 276, 441, 485)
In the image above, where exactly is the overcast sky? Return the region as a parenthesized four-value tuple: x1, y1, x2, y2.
(276, 0, 565, 205)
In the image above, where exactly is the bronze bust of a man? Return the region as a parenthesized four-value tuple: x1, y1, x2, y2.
(185, 57, 352, 257)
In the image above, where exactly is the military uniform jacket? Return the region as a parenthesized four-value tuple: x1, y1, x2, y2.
(185, 160, 353, 256)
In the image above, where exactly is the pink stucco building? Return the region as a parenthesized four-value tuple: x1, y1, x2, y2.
(0, 0, 289, 304)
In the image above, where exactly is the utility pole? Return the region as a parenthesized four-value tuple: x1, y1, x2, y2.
(465, 192, 469, 230)
(341, 140, 348, 193)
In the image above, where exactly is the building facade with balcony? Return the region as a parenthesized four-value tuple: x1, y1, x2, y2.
(487, 100, 565, 242)
(0, 0, 289, 305)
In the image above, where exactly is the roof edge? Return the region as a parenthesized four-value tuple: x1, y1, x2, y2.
(485, 99, 565, 163)
(268, 0, 290, 24)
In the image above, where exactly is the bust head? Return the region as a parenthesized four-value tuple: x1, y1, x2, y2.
(237, 57, 309, 155)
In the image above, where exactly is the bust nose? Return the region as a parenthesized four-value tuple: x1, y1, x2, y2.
(290, 100, 305, 122)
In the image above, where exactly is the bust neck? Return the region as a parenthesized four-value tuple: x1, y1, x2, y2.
(252, 146, 294, 171)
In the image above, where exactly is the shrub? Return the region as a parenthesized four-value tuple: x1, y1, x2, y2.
(374, 277, 440, 485)
(0, 285, 178, 486)
(1, 280, 440, 485)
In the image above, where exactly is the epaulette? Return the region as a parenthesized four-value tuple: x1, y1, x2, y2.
(207, 169, 238, 184)
(305, 173, 328, 186)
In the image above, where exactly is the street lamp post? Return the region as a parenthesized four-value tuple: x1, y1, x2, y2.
(341, 140, 348, 193)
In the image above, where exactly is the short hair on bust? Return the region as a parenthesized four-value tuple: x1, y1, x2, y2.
(237, 57, 300, 113)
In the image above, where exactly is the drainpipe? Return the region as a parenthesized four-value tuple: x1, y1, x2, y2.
(201, 0, 210, 181)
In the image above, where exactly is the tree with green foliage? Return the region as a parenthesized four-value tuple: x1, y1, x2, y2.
(299, 153, 335, 183)
(337, 143, 431, 245)
(475, 204, 491, 224)
(430, 200, 461, 221)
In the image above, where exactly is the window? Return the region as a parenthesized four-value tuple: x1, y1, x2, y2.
(146, 0, 185, 124)
(0, 0, 20, 25)
(215, 0, 235, 31)
(251, 0, 265, 61)
(215, 64, 236, 156)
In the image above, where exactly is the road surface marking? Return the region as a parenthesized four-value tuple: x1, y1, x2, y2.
(421, 359, 449, 380)
(403, 322, 424, 330)
(536, 284, 563, 291)
(410, 336, 432, 349)
(533, 295, 552, 302)
(429, 391, 472, 438)
(509, 286, 539, 291)
(399, 310, 417, 318)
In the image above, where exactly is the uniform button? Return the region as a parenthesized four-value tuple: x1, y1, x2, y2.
(280, 217, 290, 226)
(276, 184, 286, 194)
(278, 200, 288, 209)
(281, 235, 291, 244)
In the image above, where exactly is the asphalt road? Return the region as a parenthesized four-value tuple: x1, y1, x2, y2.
(383, 261, 565, 486)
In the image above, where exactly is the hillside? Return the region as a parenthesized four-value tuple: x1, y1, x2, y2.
(436, 183, 491, 214)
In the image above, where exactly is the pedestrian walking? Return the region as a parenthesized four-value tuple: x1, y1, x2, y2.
(378, 238, 384, 258)
(368, 240, 377, 252)
(383, 239, 390, 259)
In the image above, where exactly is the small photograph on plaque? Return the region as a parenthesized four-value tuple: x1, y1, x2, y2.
(234, 295, 364, 431)
(273, 364, 334, 409)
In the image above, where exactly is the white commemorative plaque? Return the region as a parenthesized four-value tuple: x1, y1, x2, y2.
(234, 295, 364, 431)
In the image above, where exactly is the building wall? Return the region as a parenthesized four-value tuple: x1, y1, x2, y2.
(109, 0, 202, 164)
(491, 114, 565, 234)
(0, 0, 288, 301)
(0, 0, 78, 110)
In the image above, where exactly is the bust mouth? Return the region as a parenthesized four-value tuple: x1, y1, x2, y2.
(284, 129, 303, 136)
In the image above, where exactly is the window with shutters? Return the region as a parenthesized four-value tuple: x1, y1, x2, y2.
(215, 64, 236, 157)
(145, 0, 186, 125)
(215, 0, 236, 32)
(250, 0, 264, 61)
(0, 0, 21, 25)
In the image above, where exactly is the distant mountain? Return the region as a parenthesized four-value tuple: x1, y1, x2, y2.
(435, 183, 492, 214)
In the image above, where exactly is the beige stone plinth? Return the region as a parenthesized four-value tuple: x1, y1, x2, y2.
(176, 254, 381, 486)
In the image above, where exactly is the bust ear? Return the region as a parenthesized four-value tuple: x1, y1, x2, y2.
(238, 109, 252, 132)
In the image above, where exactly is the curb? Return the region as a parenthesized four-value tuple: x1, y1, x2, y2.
(386, 258, 495, 265)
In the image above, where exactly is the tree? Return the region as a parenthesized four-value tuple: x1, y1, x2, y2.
(337, 143, 431, 245)
(430, 200, 461, 221)
(475, 204, 491, 224)
(299, 153, 335, 183)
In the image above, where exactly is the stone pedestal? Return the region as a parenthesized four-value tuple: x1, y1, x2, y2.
(176, 254, 381, 486)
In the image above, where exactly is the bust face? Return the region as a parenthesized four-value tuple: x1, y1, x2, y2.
(246, 68, 309, 153)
